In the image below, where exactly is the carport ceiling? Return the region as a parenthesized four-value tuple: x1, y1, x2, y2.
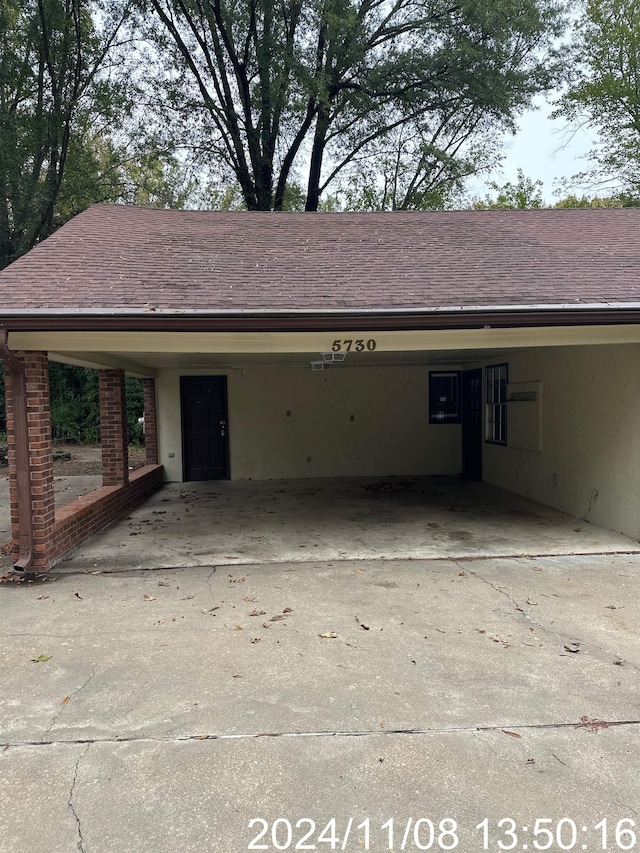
(52, 348, 513, 370)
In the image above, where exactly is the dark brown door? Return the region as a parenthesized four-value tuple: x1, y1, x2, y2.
(181, 376, 229, 481)
(461, 368, 482, 480)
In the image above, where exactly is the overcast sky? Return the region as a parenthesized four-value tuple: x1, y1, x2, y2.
(467, 96, 596, 204)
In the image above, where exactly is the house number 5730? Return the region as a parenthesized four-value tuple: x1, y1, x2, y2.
(331, 339, 377, 352)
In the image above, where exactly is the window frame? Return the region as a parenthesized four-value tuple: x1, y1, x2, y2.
(485, 363, 508, 445)
(429, 370, 461, 424)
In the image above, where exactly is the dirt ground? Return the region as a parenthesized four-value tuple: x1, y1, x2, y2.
(0, 445, 148, 561)
(0, 444, 146, 478)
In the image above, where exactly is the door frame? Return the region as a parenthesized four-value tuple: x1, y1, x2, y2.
(461, 367, 483, 480)
(180, 375, 230, 481)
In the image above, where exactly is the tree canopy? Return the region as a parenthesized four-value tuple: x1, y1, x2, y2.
(554, 0, 640, 198)
(145, 0, 567, 211)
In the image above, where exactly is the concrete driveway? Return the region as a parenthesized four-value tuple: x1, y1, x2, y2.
(2, 553, 639, 852)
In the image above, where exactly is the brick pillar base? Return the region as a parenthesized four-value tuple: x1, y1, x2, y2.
(142, 378, 158, 466)
(99, 369, 129, 486)
(5, 351, 55, 571)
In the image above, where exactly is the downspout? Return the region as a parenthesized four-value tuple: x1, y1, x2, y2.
(0, 330, 34, 571)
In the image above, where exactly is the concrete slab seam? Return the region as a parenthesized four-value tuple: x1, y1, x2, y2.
(4, 719, 640, 750)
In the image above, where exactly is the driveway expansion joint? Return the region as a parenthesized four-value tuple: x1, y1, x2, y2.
(5, 720, 640, 750)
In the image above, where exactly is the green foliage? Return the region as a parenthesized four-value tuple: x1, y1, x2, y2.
(470, 170, 546, 208)
(0, 364, 144, 445)
(48, 364, 100, 443)
(553, 192, 640, 207)
(0, 0, 125, 267)
(125, 376, 144, 446)
(145, 0, 567, 211)
(553, 0, 640, 195)
(0, 0, 196, 270)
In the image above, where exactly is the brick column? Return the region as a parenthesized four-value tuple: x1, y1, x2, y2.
(142, 378, 158, 466)
(5, 352, 55, 571)
(99, 369, 129, 486)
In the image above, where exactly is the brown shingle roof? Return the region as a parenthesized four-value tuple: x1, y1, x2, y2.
(1, 204, 639, 313)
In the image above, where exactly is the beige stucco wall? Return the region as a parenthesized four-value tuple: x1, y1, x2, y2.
(482, 344, 640, 540)
(156, 365, 461, 481)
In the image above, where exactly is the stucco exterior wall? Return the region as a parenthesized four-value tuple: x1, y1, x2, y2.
(156, 365, 461, 481)
(482, 344, 640, 540)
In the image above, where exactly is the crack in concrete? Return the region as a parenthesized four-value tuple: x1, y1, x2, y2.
(205, 566, 218, 599)
(42, 669, 96, 743)
(465, 566, 640, 672)
(68, 745, 90, 852)
(5, 719, 640, 749)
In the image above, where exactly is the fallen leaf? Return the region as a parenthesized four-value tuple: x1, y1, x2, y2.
(244, 596, 257, 602)
(502, 730, 521, 738)
(37, 595, 49, 600)
(234, 625, 243, 630)
(526, 599, 538, 605)
(564, 643, 581, 653)
(269, 614, 286, 621)
(158, 581, 170, 586)
(319, 632, 337, 639)
(31, 655, 52, 663)
(458, 571, 466, 577)
(262, 622, 271, 628)
(613, 659, 624, 666)
(249, 610, 266, 617)
(143, 594, 155, 601)
(355, 568, 364, 574)
(283, 607, 293, 614)
(574, 527, 582, 532)
(182, 595, 194, 600)
(74, 592, 83, 600)
(208, 606, 220, 612)
(380, 721, 385, 728)
(195, 735, 210, 740)
(526, 758, 536, 765)
(61, 696, 70, 705)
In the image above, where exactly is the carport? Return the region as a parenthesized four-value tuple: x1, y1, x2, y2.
(1, 205, 640, 572)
